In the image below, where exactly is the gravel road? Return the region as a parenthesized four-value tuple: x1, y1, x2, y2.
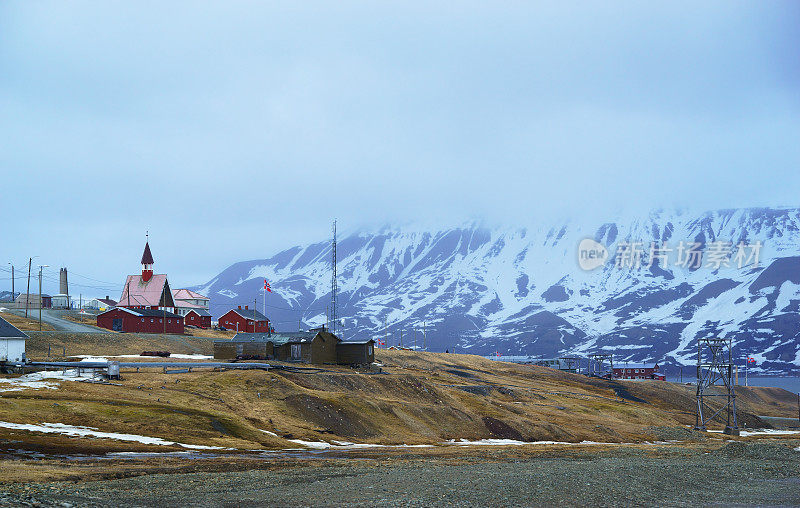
(1, 441, 799, 507)
(7, 309, 101, 333)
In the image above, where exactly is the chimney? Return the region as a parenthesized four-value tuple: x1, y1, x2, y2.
(238, 305, 241, 310)
(105, 295, 109, 300)
(245, 305, 248, 310)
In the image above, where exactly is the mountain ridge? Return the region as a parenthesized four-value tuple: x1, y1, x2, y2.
(191, 207, 800, 373)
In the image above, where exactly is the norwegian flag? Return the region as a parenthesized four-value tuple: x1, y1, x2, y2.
(264, 280, 272, 293)
(747, 357, 756, 364)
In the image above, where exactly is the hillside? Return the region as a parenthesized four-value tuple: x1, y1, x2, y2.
(1, 347, 797, 469)
(192, 207, 800, 373)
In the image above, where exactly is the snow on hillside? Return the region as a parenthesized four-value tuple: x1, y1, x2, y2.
(192, 208, 800, 373)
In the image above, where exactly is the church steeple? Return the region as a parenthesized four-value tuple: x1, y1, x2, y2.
(141, 233, 154, 282)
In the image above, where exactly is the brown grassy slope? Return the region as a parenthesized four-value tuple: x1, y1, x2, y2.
(0, 311, 55, 331)
(23, 331, 215, 358)
(0, 349, 796, 459)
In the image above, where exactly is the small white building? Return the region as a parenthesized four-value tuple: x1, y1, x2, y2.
(83, 296, 117, 311)
(0, 316, 27, 363)
(51, 294, 71, 309)
(172, 289, 210, 317)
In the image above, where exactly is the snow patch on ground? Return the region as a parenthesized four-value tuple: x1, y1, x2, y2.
(0, 369, 99, 392)
(287, 439, 433, 450)
(739, 429, 800, 437)
(78, 356, 109, 362)
(107, 354, 213, 360)
(0, 421, 227, 450)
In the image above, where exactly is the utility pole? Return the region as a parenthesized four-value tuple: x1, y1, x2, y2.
(384, 316, 387, 349)
(7, 263, 13, 304)
(423, 321, 426, 350)
(38, 265, 48, 330)
(25, 257, 31, 318)
(254, 298, 257, 332)
(414, 328, 417, 351)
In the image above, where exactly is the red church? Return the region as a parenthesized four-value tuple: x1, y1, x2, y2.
(97, 239, 184, 334)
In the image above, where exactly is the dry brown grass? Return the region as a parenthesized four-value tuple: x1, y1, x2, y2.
(0, 311, 55, 331)
(1, 345, 798, 484)
(185, 327, 237, 340)
(23, 331, 215, 358)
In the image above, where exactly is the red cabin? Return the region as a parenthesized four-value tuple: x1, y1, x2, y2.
(219, 306, 270, 333)
(184, 309, 212, 329)
(612, 363, 663, 380)
(96, 307, 184, 334)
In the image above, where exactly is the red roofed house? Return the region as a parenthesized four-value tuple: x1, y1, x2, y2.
(219, 306, 270, 333)
(97, 239, 184, 334)
(184, 309, 212, 329)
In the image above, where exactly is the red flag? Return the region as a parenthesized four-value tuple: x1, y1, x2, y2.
(747, 357, 756, 364)
(264, 280, 272, 292)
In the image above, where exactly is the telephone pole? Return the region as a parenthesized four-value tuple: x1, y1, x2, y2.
(7, 263, 13, 304)
(254, 298, 257, 332)
(25, 257, 31, 318)
(38, 265, 48, 330)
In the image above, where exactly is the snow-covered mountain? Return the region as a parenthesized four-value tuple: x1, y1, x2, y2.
(192, 208, 800, 373)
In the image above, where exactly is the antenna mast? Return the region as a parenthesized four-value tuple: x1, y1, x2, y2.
(331, 219, 338, 336)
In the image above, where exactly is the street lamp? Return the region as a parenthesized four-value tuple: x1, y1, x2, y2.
(38, 265, 48, 331)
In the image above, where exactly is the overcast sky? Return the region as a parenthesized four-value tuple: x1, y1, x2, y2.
(1, 2, 799, 294)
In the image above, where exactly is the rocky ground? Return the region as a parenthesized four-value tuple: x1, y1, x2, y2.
(1, 439, 799, 507)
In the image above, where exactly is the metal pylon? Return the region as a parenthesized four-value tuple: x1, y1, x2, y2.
(589, 353, 613, 377)
(330, 219, 337, 337)
(695, 337, 739, 435)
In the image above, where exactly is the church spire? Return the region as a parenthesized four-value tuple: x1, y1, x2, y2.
(141, 233, 154, 282)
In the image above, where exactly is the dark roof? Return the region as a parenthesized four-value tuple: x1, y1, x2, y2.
(141, 242, 154, 265)
(186, 309, 211, 317)
(223, 330, 340, 346)
(338, 339, 375, 345)
(132, 308, 182, 319)
(227, 308, 269, 321)
(98, 298, 117, 306)
(99, 307, 182, 319)
(0, 316, 28, 339)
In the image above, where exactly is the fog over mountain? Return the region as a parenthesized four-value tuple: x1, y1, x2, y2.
(193, 207, 800, 373)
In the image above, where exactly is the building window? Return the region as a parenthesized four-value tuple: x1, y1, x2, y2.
(141, 318, 145, 322)
(168, 319, 171, 323)
(368, 345, 373, 355)
(151, 319, 154, 323)
(159, 319, 163, 323)
(291, 344, 301, 360)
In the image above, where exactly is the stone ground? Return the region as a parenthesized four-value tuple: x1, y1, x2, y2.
(1, 441, 799, 507)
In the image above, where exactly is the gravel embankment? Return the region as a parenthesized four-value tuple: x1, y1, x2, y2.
(2, 441, 800, 507)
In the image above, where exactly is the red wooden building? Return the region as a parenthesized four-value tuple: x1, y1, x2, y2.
(184, 309, 212, 329)
(219, 306, 270, 333)
(613, 363, 663, 380)
(96, 307, 184, 334)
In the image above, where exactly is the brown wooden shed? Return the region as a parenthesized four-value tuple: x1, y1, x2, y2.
(270, 330, 339, 364)
(213, 333, 274, 360)
(335, 339, 375, 365)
